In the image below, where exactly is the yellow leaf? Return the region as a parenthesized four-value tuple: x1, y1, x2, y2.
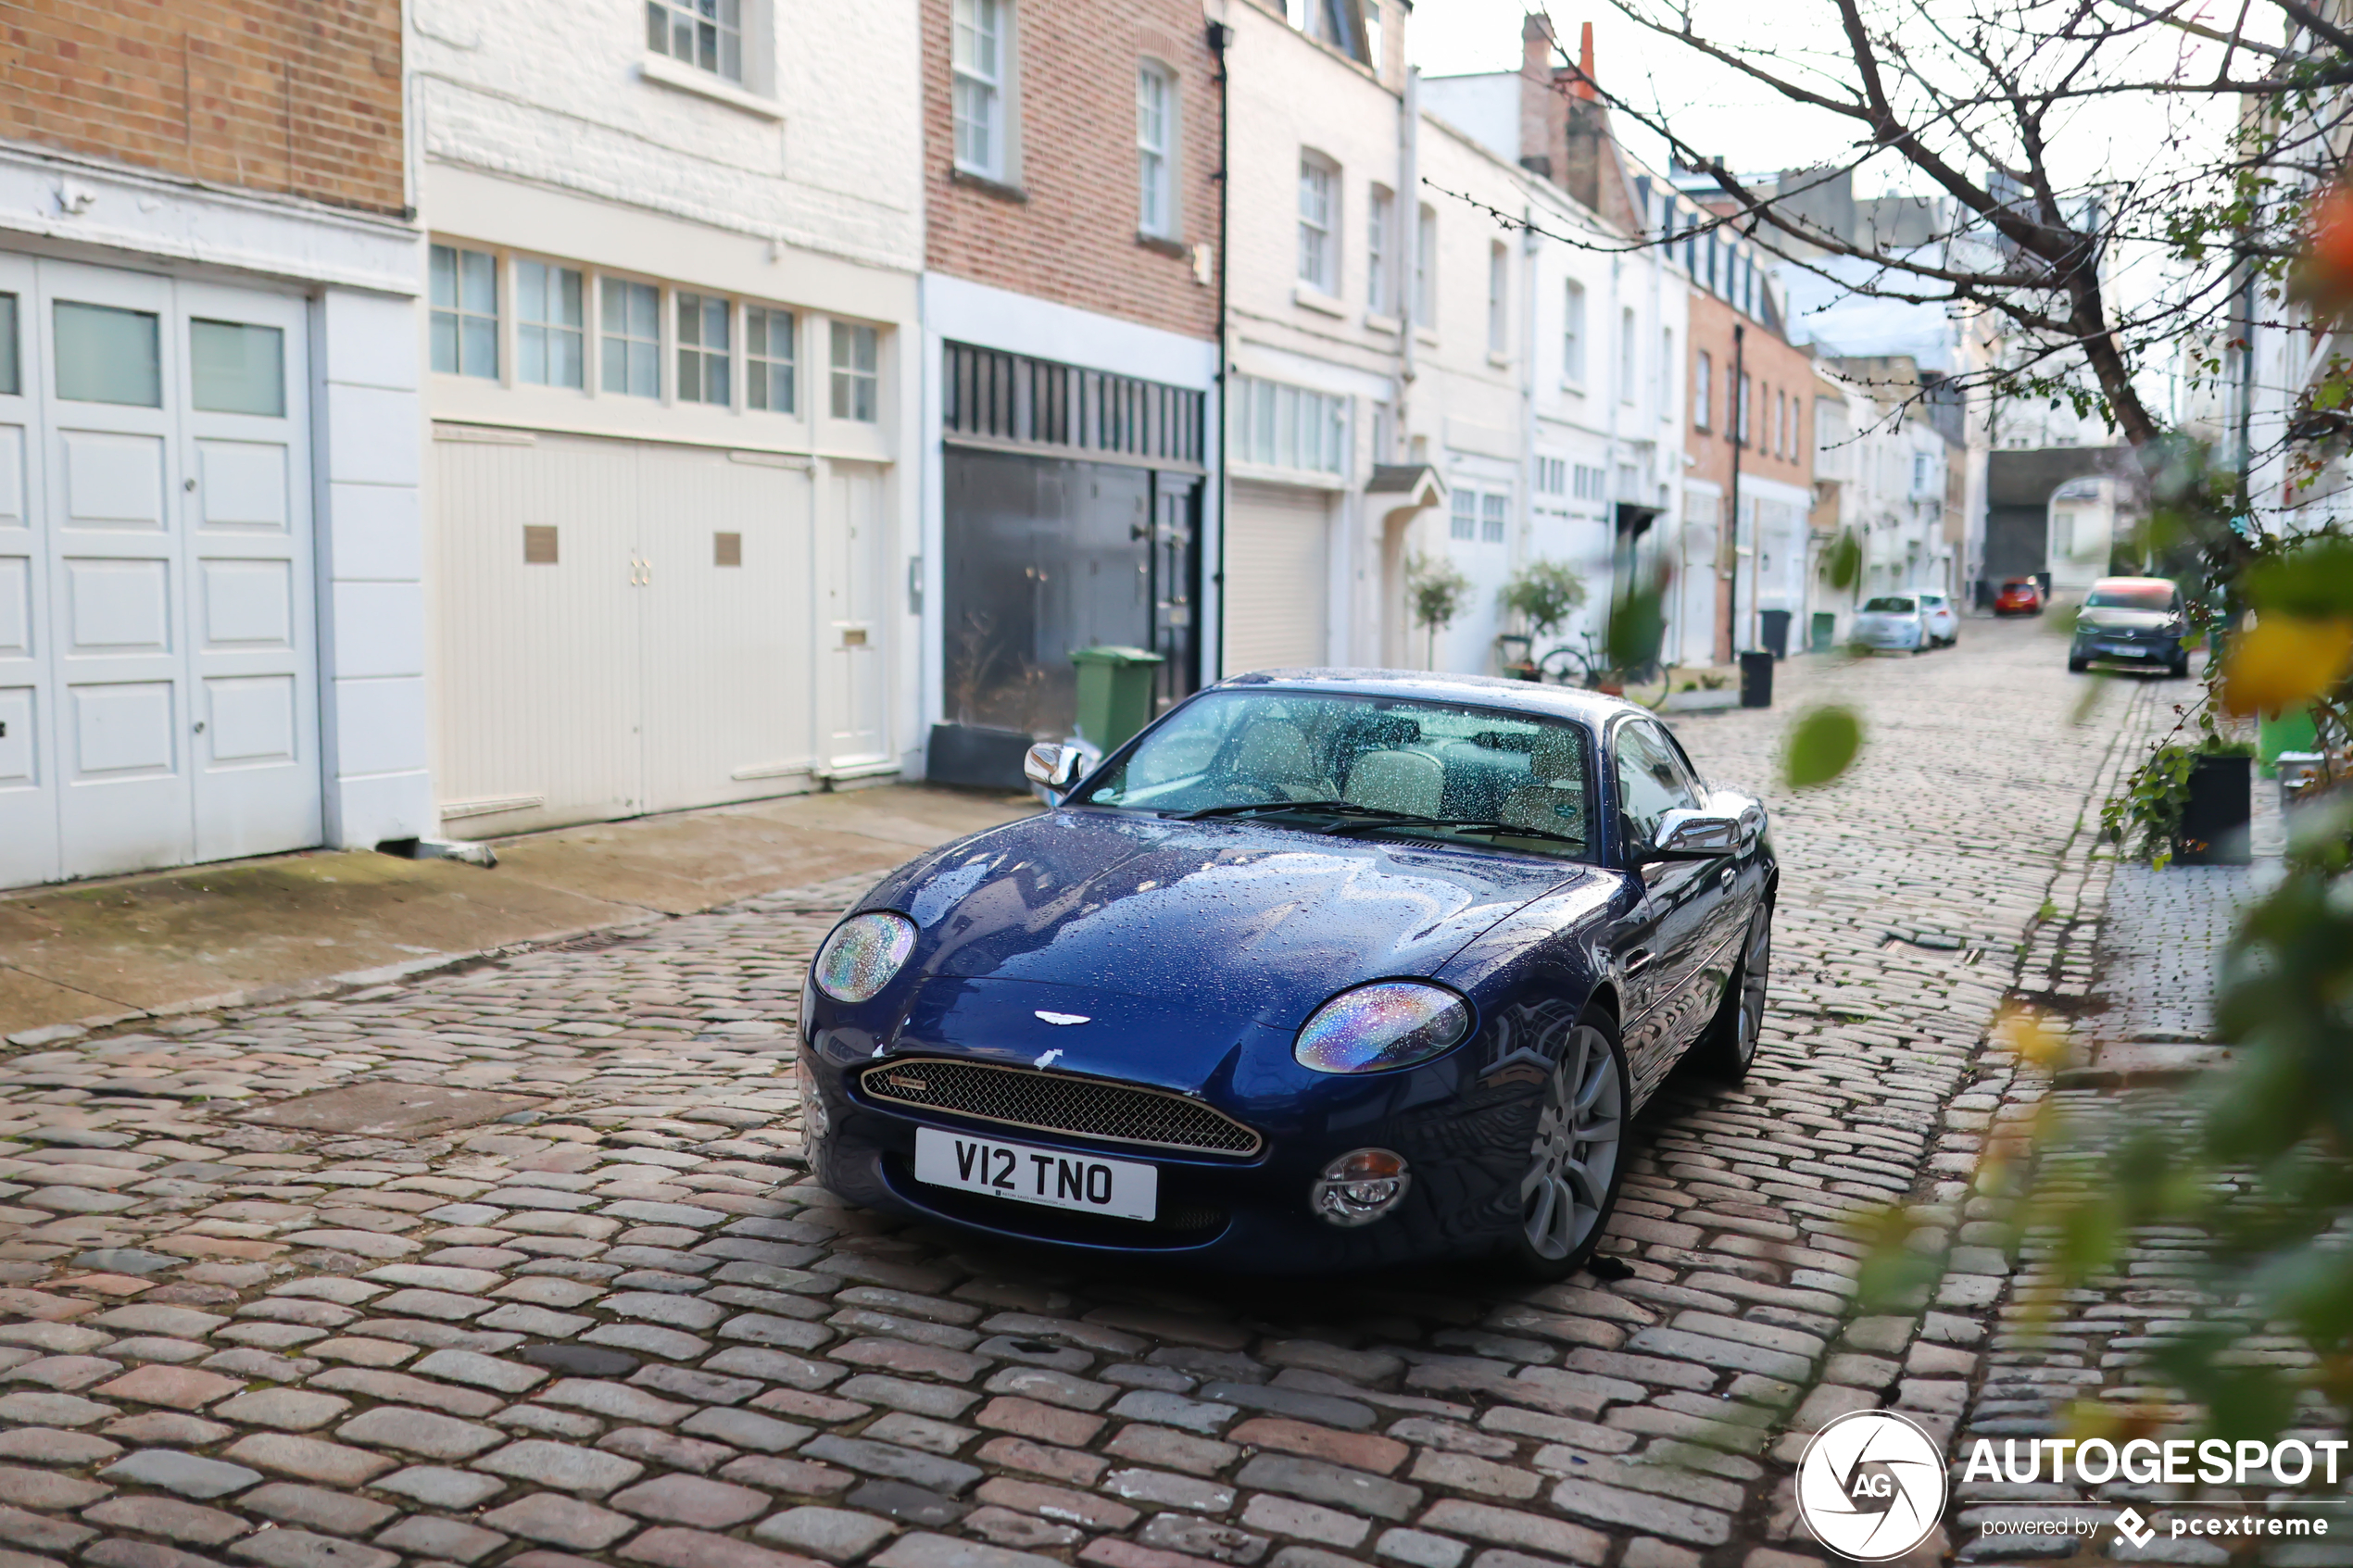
(2221, 616, 2353, 717)
(1996, 1005, 2069, 1073)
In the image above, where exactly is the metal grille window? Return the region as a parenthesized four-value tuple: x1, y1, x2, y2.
(831, 321, 878, 421)
(677, 292, 730, 406)
(516, 260, 584, 390)
(1298, 157, 1335, 291)
(1450, 488, 1478, 541)
(1232, 374, 1344, 476)
(952, 0, 1005, 177)
(861, 1058, 1262, 1156)
(746, 306, 795, 413)
(429, 244, 497, 380)
(601, 279, 660, 399)
(1481, 492, 1507, 544)
(944, 342, 1203, 467)
(1138, 63, 1173, 237)
(648, 0, 742, 82)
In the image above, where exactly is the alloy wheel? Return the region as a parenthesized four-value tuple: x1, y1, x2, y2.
(1519, 1023, 1624, 1261)
(1734, 914, 1770, 1066)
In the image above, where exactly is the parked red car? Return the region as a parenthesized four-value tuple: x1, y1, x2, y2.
(1994, 578, 2045, 616)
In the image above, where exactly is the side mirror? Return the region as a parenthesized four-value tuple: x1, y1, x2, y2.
(1648, 808, 1740, 859)
(1024, 742, 1084, 793)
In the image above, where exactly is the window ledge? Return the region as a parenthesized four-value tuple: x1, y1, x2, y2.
(1292, 283, 1345, 317)
(639, 54, 783, 120)
(1137, 232, 1188, 259)
(1487, 350, 1512, 370)
(952, 167, 1028, 203)
(1416, 327, 1438, 346)
(1364, 311, 1401, 334)
(1230, 460, 1347, 491)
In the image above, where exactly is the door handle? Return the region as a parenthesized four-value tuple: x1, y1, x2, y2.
(1718, 864, 1736, 889)
(1624, 948, 1655, 977)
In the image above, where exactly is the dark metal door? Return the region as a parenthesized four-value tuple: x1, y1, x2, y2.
(1148, 471, 1201, 714)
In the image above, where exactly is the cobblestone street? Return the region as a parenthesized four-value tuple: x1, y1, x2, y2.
(0, 621, 2145, 1568)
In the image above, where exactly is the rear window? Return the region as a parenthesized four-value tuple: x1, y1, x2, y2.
(1862, 596, 1916, 613)
(2003, 579, 2035, 589)
(2085, 583, 2178, 611)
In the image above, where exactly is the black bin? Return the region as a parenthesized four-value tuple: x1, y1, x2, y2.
(1759, 609, 1792, 659)
(2176, 753, 2251, 865)
(926, 723, 1035, 790)
(1739, 650, 1775, 709)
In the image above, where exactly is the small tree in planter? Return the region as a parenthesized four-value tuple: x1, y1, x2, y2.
(1498, 559, 1588, 670)
(2104, 731, 2256, 869)
(1405, 552, 1473, 671)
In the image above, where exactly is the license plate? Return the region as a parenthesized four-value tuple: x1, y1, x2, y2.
(2100, 642, 2145, 657)
(912, 1127, 1158, 1221)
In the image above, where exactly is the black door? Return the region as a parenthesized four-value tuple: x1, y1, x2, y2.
(1148, 471, 1202, 715)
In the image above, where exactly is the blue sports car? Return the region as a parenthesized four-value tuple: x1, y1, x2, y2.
(800, 670, 1774, 1278)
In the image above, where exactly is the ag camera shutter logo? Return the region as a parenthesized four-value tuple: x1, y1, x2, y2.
(1796, 1410, 1948, 1560)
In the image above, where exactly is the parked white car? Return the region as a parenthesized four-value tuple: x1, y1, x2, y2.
(1851, 596, 1927, 653)
(1917, 592, 1959, 647)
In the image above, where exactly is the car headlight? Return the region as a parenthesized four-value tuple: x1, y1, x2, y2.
(811, 911, 917, 1003)
(1294, 982, 1471, 1074)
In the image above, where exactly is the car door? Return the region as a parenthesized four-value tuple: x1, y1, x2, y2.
(1657, 721, 1755, 1022)
(1609, 718, 1715, 1098)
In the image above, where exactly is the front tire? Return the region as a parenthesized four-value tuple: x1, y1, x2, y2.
(1510, 1011, 1629, 1280)
(2068, 654, 2089, 672)
(1696, 906, 1769, 1081)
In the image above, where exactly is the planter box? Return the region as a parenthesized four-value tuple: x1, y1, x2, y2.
(2175, 753, 2251, 865)
(1660, 687, 1740, 713)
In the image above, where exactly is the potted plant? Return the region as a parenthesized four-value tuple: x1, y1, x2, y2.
(2105, 733, 2256, 867)
(1405, 553, 1474, 671)
(1498, 559, 1588, 679)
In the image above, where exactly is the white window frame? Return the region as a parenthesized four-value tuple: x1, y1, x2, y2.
(1655, 327, 1672, 419)
(600, 275, 663, 401)
(830, 320, 880, 423)
(647, 0, 747, 84)
(1449, 487, 1478, 541)
(1414, 203, 1436, 329)
(1298, 154, 1338, 294)
(953, 0, 1015, 182)
(1366, 185, 1394, 316)
(1479, 491, 1507, 544)
(1693, 350, 1711, 430)
(1233, 373, 1347, 477)
(1137, 60, 1176, 239)
(1562, 279, 1586, 386)
(1618, 306, 1637, 405)
(429, 243, 500, 383)
(514, 257, 585, 392)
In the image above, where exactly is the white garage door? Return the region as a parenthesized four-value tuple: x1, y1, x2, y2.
(432, 430, 831, 835)
(0, 256, 318, 888)
(1224, 481, 1330, 675)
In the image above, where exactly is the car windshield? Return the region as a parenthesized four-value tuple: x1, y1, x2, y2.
(1862, 596, 1916, 613)
(2004, 579, 2034, 590)
(2085, 583, 2178, 611)
(1075, 688, 1594, 859)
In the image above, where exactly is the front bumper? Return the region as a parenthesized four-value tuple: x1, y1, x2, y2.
(2075, 634, 2182, 663)
(803, 1039, 1540, 1274)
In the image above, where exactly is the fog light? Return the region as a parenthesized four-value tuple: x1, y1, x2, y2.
(1311, 1148, 1409, 1227)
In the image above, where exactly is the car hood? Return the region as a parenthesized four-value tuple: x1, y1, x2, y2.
(871, 809, 1591, 1032)
(2078, 607, 2174, 632)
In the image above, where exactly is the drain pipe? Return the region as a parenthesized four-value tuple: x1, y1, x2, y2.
(1209, 18, 1232, 684)
(1726, 320, 1746, 662)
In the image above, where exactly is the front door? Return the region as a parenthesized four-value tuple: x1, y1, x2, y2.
(821, 459, 890, 769)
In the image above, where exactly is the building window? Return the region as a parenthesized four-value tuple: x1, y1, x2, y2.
(1138, 62, 1175, 237)
(1693, 351, 1711, 429)
(1573, 463, 1605, 501)
(1363, 0, 1382, 63)
(953, 0, 1008, 179)
(190, 320, 284, 417)
(1535, 456, 1566, 495)
(1480, 492, 1507, 544)
(831, 321, 878, 421)
(677, 292, 730, 406)
(1487, 243, 1508, 356)
(0, 294, 18, 397)
(647, 0, 742, 82)
(1617, 307, 1636, 404)
(1738, 373, 1752, 445)
(516, 260, 585, 390)
(1655, 328, 1672, 416)
(1415, 204, 1436, 326)
(1233, 373, 1346, 475)
(429, 244, 498, 380)
(601, 278, 661, 399)
(1298, 156, 1337, 292)
(1450, 488, 1477, 540)
(1367, 186, 1394, 315)
(1562, 280, 1586, 384)
(747, 307, 795, 413)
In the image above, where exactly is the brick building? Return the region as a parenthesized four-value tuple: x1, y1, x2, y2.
(412, 0, 927, 833)
(921, 0, 1224, 759)
(0, 1, 429, 888)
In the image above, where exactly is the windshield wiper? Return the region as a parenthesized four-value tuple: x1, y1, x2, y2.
(1326, 815, 1585, 848)
(1177, 799, 1423, 822)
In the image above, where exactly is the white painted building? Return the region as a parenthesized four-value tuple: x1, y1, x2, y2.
(1817, 358, 1961, 608)
(0, 66, 428, 888)
(412, 0, 925, 834)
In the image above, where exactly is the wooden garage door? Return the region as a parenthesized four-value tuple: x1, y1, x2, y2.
(1223, 481, 1329, 675)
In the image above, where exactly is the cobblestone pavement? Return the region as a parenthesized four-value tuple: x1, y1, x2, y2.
(0, 621, 2134, 1568)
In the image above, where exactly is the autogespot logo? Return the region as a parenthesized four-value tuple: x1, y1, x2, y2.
(1796, 1411, 1949, 1561)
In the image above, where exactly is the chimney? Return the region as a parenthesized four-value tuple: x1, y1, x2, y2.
(1559, 21, 1610, 215)
(1518, 14, 1565, 182)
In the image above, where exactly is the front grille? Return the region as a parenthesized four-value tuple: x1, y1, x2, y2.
(859, 1057, 1263, 1157)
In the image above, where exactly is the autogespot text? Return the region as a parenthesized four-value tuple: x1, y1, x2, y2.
(1964, 1438, 2351, 1486)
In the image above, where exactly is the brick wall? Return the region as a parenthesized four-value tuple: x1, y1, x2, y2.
(923, 0, 1219, 344)
(0, 0, 405, 216)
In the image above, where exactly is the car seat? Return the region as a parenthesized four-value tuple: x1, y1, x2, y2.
(1231, 720, 1334, 800)
(1342, 749, 1444, 818)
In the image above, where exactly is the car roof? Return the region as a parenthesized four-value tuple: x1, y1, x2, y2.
(2090, 576, 2176, 590)
(1212, 668, 1642, 726)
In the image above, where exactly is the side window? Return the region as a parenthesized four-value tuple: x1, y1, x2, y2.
(1614, 721, 1701, 845)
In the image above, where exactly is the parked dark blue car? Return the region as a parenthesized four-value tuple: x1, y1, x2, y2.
(800, 671, 1775, 1278)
